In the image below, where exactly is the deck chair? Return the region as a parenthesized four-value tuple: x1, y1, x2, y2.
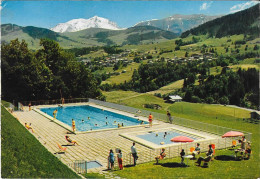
(57, 143, 67, 153)
(202, 155, 212, 168)
(232, 140, 237, 148)
(65, 136, 78, 145)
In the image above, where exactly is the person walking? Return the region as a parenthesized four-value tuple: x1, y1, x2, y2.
(148, 113, 153, 127)
(167, 111, 173, 124)
(117, 149, 123, 170)
(131, 142, 138, 166)
(72, 119, 76, 132)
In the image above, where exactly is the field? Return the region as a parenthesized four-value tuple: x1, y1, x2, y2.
(102, 61, 146, 84)
(103, 92, 260, 179)
(1, 105, 80, 178)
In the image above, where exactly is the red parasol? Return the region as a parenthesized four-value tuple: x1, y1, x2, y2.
(222, 131, 244, 138)
(171, 136, 194, 143)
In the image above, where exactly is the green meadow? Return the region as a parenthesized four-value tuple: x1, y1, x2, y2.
(1, 105, 80, 178)
(103, 92, 259, 179)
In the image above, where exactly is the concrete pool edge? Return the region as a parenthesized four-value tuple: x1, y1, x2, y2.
(33, 103, 159, 134)
(33, 108, 75, 134)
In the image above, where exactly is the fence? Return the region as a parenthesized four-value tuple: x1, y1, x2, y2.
(67, 160, 87, 174)
(89, 99, 252, 141)
(15, 98, 89, 110)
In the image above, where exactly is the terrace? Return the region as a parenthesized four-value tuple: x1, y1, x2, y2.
(11, 99, 251, 175)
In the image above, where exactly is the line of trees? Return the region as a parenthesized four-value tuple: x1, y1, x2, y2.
(2, 39, 104, 102)
(182, 67, 259, 109)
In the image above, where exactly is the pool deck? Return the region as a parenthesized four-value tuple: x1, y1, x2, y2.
(12, 102, 222, 175)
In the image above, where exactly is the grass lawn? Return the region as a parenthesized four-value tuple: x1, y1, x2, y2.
(147, 79, 184, 95)
(103, 92, 259, 178)
(1, 105, 80, 178)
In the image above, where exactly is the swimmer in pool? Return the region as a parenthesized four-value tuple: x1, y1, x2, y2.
(82, 119, 84, 123)
(88, 117, 90, 120)
(114, 121, 117, 123)
(95, 124, 98, 126)
(106, 122, 108, 125)
(163, 132, 167, 138)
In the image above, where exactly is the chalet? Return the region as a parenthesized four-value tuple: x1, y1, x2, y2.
(166, 95, 182, 103)
(251, 111, 260, 120)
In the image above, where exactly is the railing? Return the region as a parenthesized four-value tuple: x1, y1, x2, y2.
(15, 98, 89, 110)
(88, 99, 252, 141)
(107, 136, 235, 169)
(67, 160, 87, 174)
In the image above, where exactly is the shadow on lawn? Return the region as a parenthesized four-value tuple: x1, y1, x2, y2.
(159, 162, 187, 168)
(215, 155, 242, 161)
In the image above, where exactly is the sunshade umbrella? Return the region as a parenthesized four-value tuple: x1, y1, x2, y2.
(171, 136, 194, 143)
(171, 136, 194, 166)
(222, 131, 244, 148)
(222, 131, 244, 138)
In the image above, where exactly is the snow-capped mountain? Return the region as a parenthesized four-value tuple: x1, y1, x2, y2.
(135, 14, 221, 35)
(51, 16, 121, 33)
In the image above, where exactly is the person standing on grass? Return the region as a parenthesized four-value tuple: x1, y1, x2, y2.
(167, 111, 173, 124)
(240, 136, 246, 150)
(117, 149, 123, 170)
(180, 149, 185, 165)
(109, 149, 115, 170)
(72, 119, 76, 132)
(148, 113, 153, 127)
(131, 142, 138, 166)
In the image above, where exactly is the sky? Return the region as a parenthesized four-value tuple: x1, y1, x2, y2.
(1, 1, 259, 29)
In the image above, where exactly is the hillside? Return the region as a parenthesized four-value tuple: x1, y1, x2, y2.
(135, 14, 220, 35)
(181, 4, 260, 38)
(1, 24, 178, 49)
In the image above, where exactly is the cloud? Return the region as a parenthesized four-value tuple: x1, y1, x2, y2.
(230, 1, 259, 13)
(200, 2, 213, 11)
(0, 1, 7, 11)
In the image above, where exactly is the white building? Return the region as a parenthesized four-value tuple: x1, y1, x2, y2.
(169, 95, 182, 102)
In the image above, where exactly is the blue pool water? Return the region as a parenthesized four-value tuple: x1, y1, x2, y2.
(137, 131, 199, 145)
(40, 105, 147, 131)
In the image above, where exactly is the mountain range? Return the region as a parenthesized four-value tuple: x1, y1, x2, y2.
(1, 4, 259, 49)
(1, 24, 178, 49)
(135, 14, 220, 35)
(181, 4, 259, 38)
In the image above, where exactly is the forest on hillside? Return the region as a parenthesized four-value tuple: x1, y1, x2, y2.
(1, 39, 105, 102)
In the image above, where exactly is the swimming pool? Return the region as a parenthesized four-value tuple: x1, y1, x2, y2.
(120, 127, 210, 149)
(137, 130, 202, 145)
(39, 105, 148, 131)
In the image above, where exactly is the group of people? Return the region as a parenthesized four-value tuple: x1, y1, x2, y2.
(147, 111, 173, 127)
(236, 136, 252, 160)
(108, 149, 123, 170)
(107, 142, 139, 170)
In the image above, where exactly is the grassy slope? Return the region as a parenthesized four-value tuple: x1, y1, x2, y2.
(102, 61, 147, 85)
(147, 79, 184, 95)
(103, 92, 260, 179)
(1, 105, 80, 178)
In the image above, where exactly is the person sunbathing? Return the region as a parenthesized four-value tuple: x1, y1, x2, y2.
(65, 135, 79, 145)
(25, 123, 34, 133)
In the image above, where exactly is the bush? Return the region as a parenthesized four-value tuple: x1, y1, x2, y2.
(219, 96, 229, 105)
(191, 96, 201, 103)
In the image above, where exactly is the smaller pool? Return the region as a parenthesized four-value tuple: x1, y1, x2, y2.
(137, 130, 203, 145)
